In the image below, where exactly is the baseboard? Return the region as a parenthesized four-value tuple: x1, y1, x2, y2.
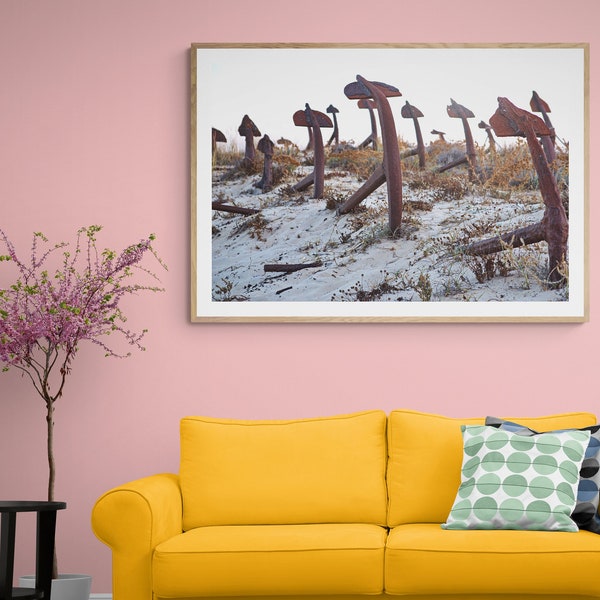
(90, 595, 112, 599)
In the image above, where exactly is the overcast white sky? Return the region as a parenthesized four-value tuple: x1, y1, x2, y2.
(194, 45, 585, 153)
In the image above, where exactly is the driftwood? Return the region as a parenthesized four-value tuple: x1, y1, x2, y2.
(212, 202, 259, 216)
(264, 261, 323, 273)
(465, 97, 567, 284)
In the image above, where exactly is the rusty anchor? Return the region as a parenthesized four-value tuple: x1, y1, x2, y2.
(431, 129, 447, 143)
(304, 128, 314, 152)
(530, 90, 556, 164)
(357, 99, 379, 150)
(212, 128, 227, 153)
(212, 202, 259, 216)
(466, 97, 567, 284)
(326, 105, 340, 150)
(256, 134, 275, 192)
(276, 137, 299, 154)
(478, 121, 496, 154)
(445, 98, 478, 180)
(264, 260, 323, 273)
(339, 75, 403, 233)
(292, 104, 333, 199)
(401, 101, 426, 168)
(238, 115, 261, 165)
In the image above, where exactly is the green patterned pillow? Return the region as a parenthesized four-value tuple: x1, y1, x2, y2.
(442, 425, 590, 532)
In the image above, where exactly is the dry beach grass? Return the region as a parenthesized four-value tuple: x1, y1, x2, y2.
(210, 140, 569, 304)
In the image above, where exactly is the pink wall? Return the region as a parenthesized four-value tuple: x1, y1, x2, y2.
(0, 0, 598, 592)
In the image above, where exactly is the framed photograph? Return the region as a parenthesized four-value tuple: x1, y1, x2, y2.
(191, 43, 588, 322)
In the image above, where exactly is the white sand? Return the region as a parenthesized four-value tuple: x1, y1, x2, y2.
(211, 160, 567, 306)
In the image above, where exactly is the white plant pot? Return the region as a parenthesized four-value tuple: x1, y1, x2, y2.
(19, 573, 92, 600)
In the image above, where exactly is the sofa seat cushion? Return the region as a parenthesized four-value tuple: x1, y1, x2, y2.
(153, 523, 387, 597)
(385, 523, 600, 596)
(180, 410, 388, 529)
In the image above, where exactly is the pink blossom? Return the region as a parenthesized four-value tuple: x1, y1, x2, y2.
(0, 226, 166, 511)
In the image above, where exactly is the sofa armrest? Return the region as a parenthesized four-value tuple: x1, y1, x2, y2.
(91, 473, 182, 600)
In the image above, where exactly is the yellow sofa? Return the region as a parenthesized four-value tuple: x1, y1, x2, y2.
(92, 409, 600, 600)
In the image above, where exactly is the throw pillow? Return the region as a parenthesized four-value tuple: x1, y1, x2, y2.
(486, 416, 600, 534)
(442, 424, 590, 532)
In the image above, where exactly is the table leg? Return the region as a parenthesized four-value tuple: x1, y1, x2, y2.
(0, 512, 16, 600)
(36, 511, 57, 600)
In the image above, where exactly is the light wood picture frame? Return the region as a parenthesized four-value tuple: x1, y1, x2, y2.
(191, 43, 588, 322)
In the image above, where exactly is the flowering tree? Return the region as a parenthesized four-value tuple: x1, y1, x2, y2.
(0, 226, 166, 506)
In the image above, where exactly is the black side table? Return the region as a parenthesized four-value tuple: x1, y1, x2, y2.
(0, 501, 66, 600)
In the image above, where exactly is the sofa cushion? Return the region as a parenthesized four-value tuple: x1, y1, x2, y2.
(487, 416, 600, 534)
(441, 424, 589, 531)
(385, 523, 600, 596)
(180, 410, 387, 529)
(153, 523, 386, 597)
(387, 409, 597, 526)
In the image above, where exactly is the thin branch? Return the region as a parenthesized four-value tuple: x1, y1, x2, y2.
(11, 363, 45, 398)
(54, 351, 73, 401)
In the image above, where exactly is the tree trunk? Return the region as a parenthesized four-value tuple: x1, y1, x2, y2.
(46, 400, 55, 502)
(46, 398, 58, 579)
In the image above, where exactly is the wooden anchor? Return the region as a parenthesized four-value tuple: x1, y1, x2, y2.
(292, 104, 333, 199)
(338, 75, 403, 234)
(357, 99, 379, 150)
(237, 115, 261, 165)
(401, 101, 426, 168)
(445, 98, 478, 180)
(530, 91, 556, 164)
(466, 97, 567, 284)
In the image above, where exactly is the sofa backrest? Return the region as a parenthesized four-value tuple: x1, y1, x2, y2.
(386, 409, 598, 526)
(180, 410, 388, 530)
